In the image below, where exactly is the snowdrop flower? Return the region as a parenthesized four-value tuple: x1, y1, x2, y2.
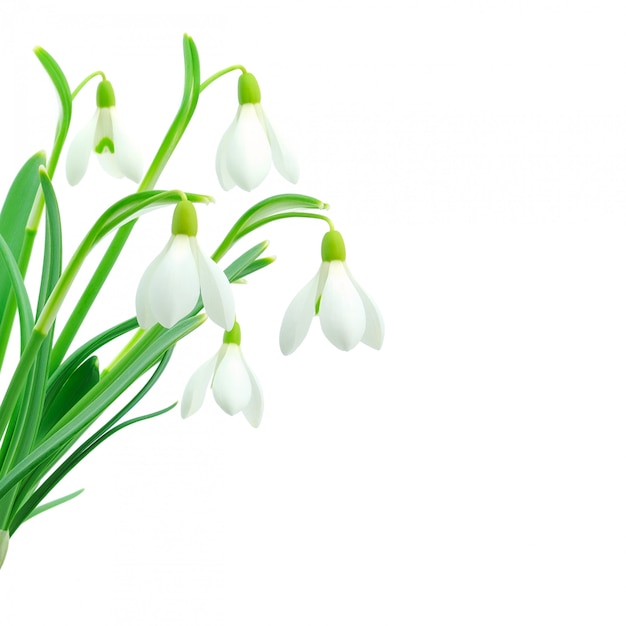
(280, 230, 384, 354)
(66, 79, 142, 185)
(181, 322, 263, 427)
(135, 200, 235, 330)
(216, 71, 299, 192)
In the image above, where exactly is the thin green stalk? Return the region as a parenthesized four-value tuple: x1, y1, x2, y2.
(235, 212, 334, 242)
(199, 64, 246, 92)
(50, 35, 201, 370)
(71, 71, 106, 100)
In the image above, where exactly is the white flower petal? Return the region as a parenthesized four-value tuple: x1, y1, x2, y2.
(148, 235, 200, 328)
(181, 355, 218, 418)
(66, 111, 98, 185)
(319, 261, 366, 351)
(109, 107, 143, 183)
(215, 118, 237, 191)
(259, 107, 299, 184)
(135, 243, 170, 329)
(242, 362, 263, 428)
(346, 267, 384, 349)
(212, 345, 252, 415)
(96, 151, 124, 178)
(279, 265, 328, 355)
(95, 107, 114, 143)
(192, 240, 235, 330)
(224, 104, 271, 191)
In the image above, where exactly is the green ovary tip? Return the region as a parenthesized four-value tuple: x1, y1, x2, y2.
(95, 137, 115, 154)
(321, 230, 346, 262)
(238, 72, 261, 105)
(171, 200, 198, 236)
(223, 321, 241, 345)
(96, 79, 116, 108)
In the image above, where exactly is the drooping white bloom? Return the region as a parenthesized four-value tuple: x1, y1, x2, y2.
(66, 79, 142, 186)
(181, 323, 263, 428)
(135, 201, 235, 331)
(280, 230, 384, 355)
(216, 72, 298, 192)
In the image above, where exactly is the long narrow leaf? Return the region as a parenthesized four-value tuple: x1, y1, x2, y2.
(37, 169, 63, 315)
(0, 152, 46, 370)
(11, 349, 174, 533)
(0, 314, 204, 500)
(0, 235, 34, 352)
(38, 356, 99, 444)
(33, 47, 72, 178)
(48, 318, 137, 400)
(24, 488, 84, 522)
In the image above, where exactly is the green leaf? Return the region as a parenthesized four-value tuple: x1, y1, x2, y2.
(49, 318, 137, 397)
(212, 194, 328, 262)
(37, 168, 63, 316)
(0, 152, 45, 264)
(24, 488, 84, 522)
(0, 234, 34, 352)
(10, 350, 175, 534)
(0, 315, 204, 502)
(0, 152, 46, 368)
(33, 47, 72, 179)
(224, 240, 270, 282)
(231, 257, 276, 282)
(38, 356, 100, 444)
(237, 194, 328, 236)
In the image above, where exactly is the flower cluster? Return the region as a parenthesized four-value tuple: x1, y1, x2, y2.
(0, 39, 386, 569)
(66, 70, 382, 429)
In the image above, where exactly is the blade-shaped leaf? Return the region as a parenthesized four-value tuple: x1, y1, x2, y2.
(24, 488, 84, 521)
(224, 240, 270, 282)
(0, 152, 46, 369)
(38, 356, 100, 444)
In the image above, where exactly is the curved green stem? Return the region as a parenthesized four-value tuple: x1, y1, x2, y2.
(199, 64, 246, 92)
(211, 195, 329, 262)
(71, 71, 106, 100)
(139, 35, 200, 191)
(234, 212, 334, 243)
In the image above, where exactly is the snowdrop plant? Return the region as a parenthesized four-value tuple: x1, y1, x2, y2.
(0, 34, 382, 571)
(66, 78, 142, 185)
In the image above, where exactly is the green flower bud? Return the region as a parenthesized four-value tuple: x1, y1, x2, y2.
(321, 230, 346, 262)
(96, 79, 116, 108)
(238, 72, 261, 105)
(171, 200, 198, 236)
(223, 321, 242, 345)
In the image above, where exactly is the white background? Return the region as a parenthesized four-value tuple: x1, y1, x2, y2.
(1, 1, 626, 624)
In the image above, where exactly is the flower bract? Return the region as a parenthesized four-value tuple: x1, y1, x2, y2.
(216, 72, 298, 192)
(181, 323, 263, 427)
(279, 230, 384, 354)
(135, 201, 235, 330)
(66, 79, 142, 185)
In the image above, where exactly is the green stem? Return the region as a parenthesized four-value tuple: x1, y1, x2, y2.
(199, 64, 246, 92)
(49, 222, 134, 371)
(234, 212, 334, 243)
(71, 71, 106, 100)
(49, 36, 201, 369)
(101, 328, 145, 377)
